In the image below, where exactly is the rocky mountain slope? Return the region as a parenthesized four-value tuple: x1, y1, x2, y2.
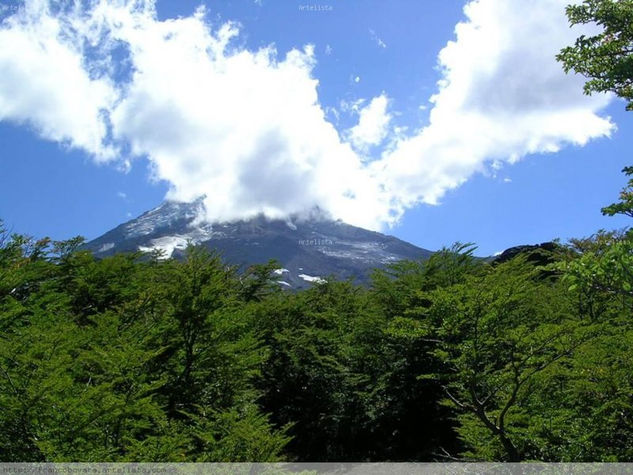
(84, 199, 433, 288)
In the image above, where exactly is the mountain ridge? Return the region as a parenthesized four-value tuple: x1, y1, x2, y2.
(84, 200, 434, 288)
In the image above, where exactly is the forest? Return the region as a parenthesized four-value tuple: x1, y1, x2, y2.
(1, 164, 632, 462)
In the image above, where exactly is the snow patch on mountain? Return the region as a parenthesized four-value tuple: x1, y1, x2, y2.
(139, 235, 190, 258)
(124, 199, 206, 238)
(98, 243, 114, 253)
(299, 274, 326, 284)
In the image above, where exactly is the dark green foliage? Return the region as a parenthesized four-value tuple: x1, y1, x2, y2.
(561, 166, 633, 305)
(424, 259, 593, 461)
(0, 231, 287, 462)
(558, 0, 633, 109)
(1, 209, 633, 462)
(254, 280, 378, 460)
(602, 166, 633, 219)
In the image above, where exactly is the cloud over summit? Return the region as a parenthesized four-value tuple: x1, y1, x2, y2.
(0, 0, 615, 229)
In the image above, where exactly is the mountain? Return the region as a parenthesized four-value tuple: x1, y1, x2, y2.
(84, 199, 433, 288)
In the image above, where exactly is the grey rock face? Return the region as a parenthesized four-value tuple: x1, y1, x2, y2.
(84, 200, 433, 288)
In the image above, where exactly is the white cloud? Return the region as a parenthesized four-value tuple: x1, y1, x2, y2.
(374, 0, 613, 211)
(347, 94, 392, 152)
(0, 0, 616, 231)
(0, 0, 117, 160)
(340, 98, 365, 114)
(95, 4, 387, 227)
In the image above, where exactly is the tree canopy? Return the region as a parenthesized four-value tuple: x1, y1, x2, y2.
(1, 211, 633, 462)
(557, 0, 633, 109)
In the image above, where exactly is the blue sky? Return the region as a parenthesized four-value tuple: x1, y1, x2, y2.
(0, 0, 630, 255)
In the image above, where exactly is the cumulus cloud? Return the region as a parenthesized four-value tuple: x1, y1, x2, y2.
(98, 4, 389, 227)
(375, 0, 613, 211)
(0, 0, 616, 230)
(0, 0, 117, 160)
(346, 94, 392, 152)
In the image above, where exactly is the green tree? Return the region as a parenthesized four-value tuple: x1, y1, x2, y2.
(557, 0, 633, 109)
(561, 166, 633, 306)
(421, 257, 594, 461)
(0, 238, 288, 462)
(602, 166, 633, 219)
(254, 280, 369, 460)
